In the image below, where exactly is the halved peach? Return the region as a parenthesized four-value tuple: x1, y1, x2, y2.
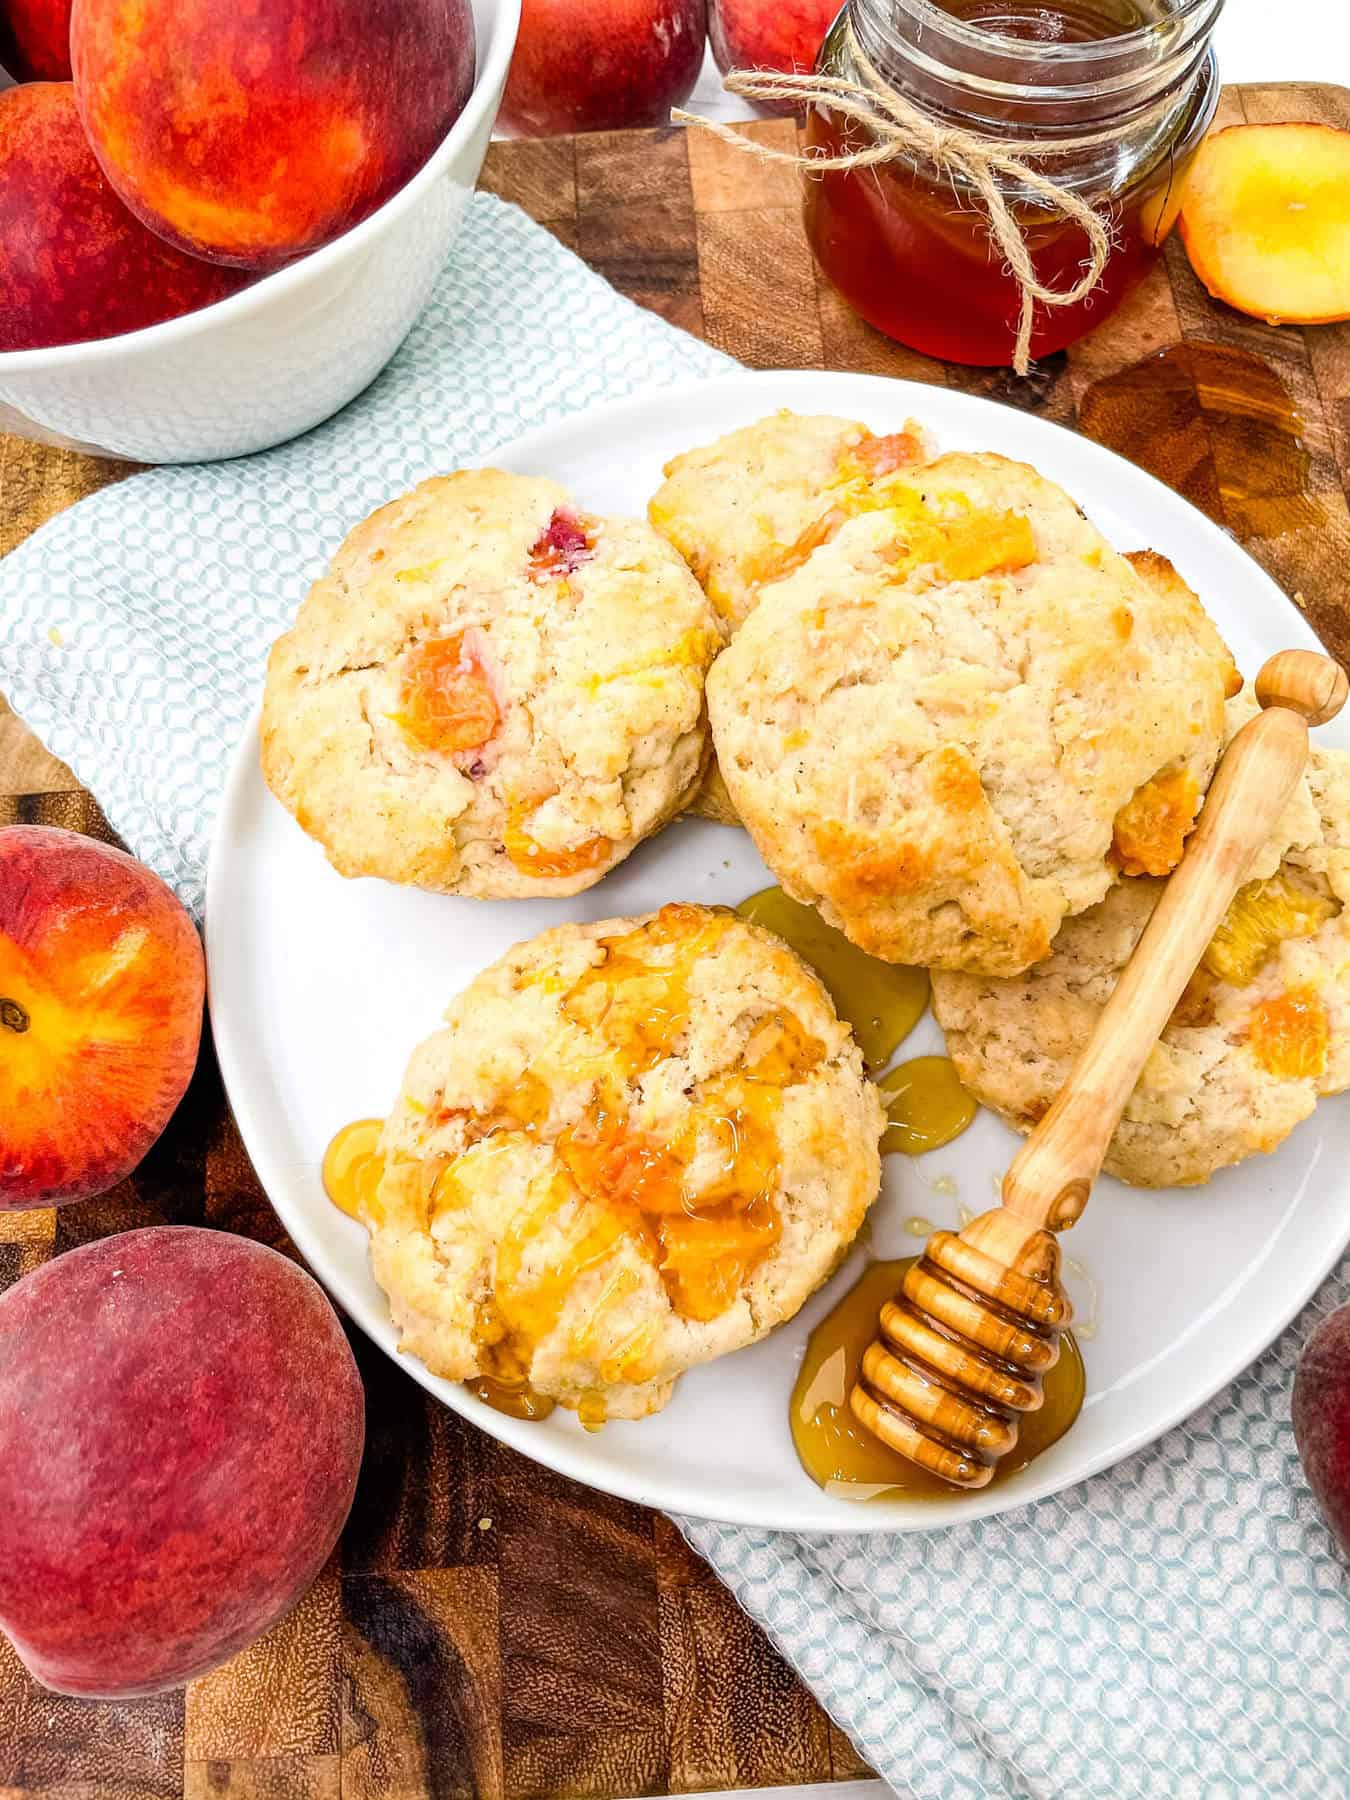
(0, 826, 204, 1208)
(1179, 123, 1350, 325)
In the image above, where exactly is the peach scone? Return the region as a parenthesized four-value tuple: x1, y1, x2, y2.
(648, 409, 931, 635)
(933, 724, 1350, 1186)
(707, 452, 1240, 975)
(367, 903, 884, 1420)
(262, 469, 720, 898)
(649, 411, 932, 827)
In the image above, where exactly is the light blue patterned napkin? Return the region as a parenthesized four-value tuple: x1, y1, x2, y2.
(2, 192, 1347, 1800)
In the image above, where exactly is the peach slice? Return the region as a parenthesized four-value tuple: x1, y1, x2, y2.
(1179, 123, 1350, 325)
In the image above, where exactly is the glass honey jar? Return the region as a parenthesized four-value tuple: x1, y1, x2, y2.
(802, 0, 1223, 366)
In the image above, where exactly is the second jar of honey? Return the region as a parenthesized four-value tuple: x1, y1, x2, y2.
(803, 0, 1223, 366)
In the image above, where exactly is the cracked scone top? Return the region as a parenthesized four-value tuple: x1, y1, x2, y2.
(648, 409, 930, 634)
(261, 469, 720, 898)
(367, 903, 884, 1421)
(932, 715, 1350, 1187)
(648, 409, 930, 823)
(707, 452, 1240, 975)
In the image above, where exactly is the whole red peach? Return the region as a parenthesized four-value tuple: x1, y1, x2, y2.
(0, 0, 72, 79)
(0, 1227, 365, 1696)
(0, 85, 250, 351)
(709, 0, 837, 115)
(70, 0, 476, 271)
(0, 826, 204, 1205)
(1293, 1303, 1350, 1556)
(500, 0, 706, 136)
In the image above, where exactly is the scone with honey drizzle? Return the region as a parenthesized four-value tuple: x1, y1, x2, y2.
(362, 902, 884, 1422)
(707, 458, 1239, 975)
(933, 705, 1350, 1187)
(261, 469, 720, 898)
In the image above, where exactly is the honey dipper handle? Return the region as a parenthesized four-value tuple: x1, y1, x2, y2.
(1002, 650, 1347, 1233)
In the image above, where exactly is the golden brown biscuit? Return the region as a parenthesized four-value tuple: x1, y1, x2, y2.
(649, 409, 931, 635)
(368, 903, 884, 1419)
(707, 453, 1239, 975)
(262, 469, 720, 898)
(650, 409, 932, 824)
(933, 719, 1350, 1186)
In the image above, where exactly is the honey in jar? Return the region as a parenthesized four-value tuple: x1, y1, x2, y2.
(792, 1257, 1085, 1500)
(803, 0, 1222, 365)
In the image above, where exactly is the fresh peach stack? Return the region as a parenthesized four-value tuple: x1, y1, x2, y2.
(0, 0, 475, 349)
(0, 826, 366, 1697)
(499, 0, 851, 135)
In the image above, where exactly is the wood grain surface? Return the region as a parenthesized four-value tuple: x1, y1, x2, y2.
(1, 81, 1348, 1800)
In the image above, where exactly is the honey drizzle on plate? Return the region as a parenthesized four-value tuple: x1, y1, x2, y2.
(792, 1259, 1085, 1500)
(466, 1374, 557, 1421)
(322, 1119, 386, 1227)
(878, 1056, 978, 1156)
(735, 886, 928, 1071)
(734, 887, 977, 1156)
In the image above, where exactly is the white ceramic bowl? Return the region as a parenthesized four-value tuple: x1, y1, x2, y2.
(0, 0, 520, 463)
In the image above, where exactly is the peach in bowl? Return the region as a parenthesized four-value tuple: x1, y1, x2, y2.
(0, 0, 519, 463)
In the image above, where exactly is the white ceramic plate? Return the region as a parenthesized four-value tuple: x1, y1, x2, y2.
(207, 368, 1350, 1533)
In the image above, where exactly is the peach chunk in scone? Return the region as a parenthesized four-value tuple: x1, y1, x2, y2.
(392, 630, 502, 760)
(647, 410, 934, 634)
(261, 468, 719, 898)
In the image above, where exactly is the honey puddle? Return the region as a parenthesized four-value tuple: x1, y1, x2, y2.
(878, 1056, 977, 1156)
(465, 1375, 556, 1421)
(735, 886, 928, 1072)
(736, 887, 976, 1157)
(792, 1259, 1085, 1502)
(322, 1119, 385, 1226)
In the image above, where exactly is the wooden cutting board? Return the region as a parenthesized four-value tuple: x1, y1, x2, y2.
(1, 79, 1347, 1800)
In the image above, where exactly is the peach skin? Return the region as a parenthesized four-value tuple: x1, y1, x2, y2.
(0, 83, 250, 350)
(71, 0, 476, 270)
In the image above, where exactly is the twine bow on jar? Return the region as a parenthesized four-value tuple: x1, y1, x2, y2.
(673, 26, 1122, 376)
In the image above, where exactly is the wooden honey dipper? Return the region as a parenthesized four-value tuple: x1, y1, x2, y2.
(851, 649, 1350, 1489)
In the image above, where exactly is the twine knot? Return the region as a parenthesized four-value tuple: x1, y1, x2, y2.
(673, 26, 1123, 376)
